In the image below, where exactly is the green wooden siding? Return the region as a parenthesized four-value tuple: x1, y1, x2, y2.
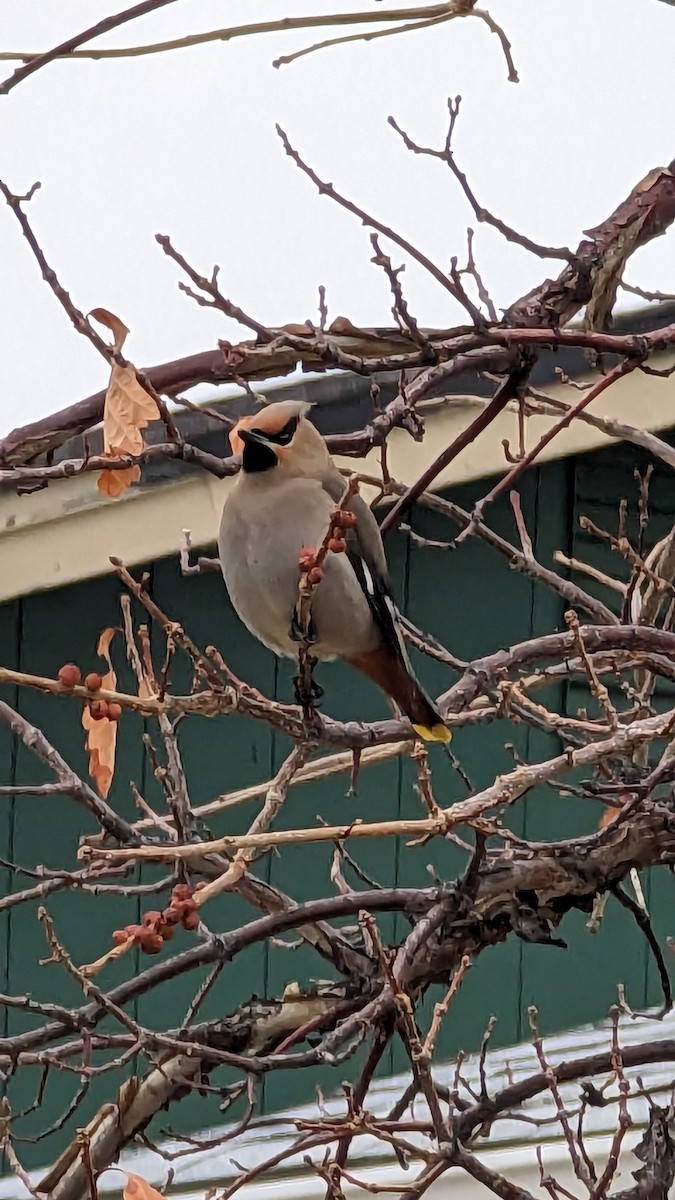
(0, 444, 673, 1167)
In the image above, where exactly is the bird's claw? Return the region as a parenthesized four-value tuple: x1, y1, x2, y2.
(293, 670, 323, 709)
(290, 610, 317, 644)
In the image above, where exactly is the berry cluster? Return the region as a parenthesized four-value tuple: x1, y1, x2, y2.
(57, 662, 122, 721)
(112, 882, 205, 955)
(298, 547, 324, 586)
(327, 506, 357, 556)
(297, 508, 358, 584)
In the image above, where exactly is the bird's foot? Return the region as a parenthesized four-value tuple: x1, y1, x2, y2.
(290, 609, 317, 644)
(293, 666, 323, 709)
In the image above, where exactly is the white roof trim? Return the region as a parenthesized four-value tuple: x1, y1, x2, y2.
(1, 1004, 673, 1197)
(1, 352, 674, 603)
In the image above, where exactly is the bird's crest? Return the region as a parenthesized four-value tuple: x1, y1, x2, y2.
(229, 400, 312, 456)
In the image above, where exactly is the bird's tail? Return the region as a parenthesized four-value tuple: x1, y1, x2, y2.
(347, 650, 451, 744)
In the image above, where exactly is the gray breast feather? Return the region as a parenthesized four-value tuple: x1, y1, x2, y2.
(218, 477, 378, 660)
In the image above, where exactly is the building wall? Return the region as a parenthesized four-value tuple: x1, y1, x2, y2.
(0, 441, 672, 1167)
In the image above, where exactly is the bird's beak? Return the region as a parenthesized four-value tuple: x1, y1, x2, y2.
(239, 428, 272, 449)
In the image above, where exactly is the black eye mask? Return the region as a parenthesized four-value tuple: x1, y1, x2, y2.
(257, 415, 299, 446)
(240, 415, 300, 473)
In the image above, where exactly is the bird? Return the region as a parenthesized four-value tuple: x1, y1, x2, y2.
(218, 399, 450, 743)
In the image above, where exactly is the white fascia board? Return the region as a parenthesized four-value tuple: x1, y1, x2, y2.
(1, 353, 673, 603)
(194, 1137, 639, 1200)
(0, 1135, 645, 1200)
(1, 1001, 672, 1198)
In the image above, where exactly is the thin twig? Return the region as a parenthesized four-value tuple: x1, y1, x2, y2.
(0, 0, 180, 93)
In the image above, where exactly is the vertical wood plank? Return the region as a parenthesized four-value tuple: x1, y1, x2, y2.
(137, 556, 277, 1141)
(0, 598, 20, 1178)
(263, 525, 410, 1116)
(399, 474, 545, 1061)
(5, 576, 145, 1163)
(527, 445, 657, 1029)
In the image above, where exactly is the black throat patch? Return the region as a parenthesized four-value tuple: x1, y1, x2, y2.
(242, 439, 278, 474)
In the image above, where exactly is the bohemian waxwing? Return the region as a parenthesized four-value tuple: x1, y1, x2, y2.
(218, 399, 450, 743)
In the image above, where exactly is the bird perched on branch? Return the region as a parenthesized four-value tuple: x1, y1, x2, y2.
(218, 399, 450, 743)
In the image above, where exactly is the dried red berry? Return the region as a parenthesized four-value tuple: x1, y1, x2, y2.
(162, 906, 181, 925)
(331, 508, 358, 529)
(58, 663, 81, 688)
(171, 883, 193, 901)
(328, 537, 346, 554)
(112, 929, 129, 945)
(182, 909, 200, 931)
(158, 922, 175, 941)
(307, 566, 324, 586)
(139, 931, 164, 954)
(84, 672, 103, 691)
(143, 910, 163, 927)
(89, 700, 109, 721)
(194, 881, 207, 892)
(298, 547, 316, 571)
(107, 702, 122, 721)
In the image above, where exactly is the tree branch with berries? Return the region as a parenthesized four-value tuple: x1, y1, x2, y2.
(2, 5, 675, 1200)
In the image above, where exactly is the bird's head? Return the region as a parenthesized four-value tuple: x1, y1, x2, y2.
(229, 400, 329, 477)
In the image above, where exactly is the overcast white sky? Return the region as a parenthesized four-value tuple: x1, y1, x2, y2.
(1, 0, 674, 434)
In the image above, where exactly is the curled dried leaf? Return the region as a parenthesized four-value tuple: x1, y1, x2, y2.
(98, 362, 159, 498)
(598, 805, 622, 829)
(91, 309, 158, 498)
(89, 306, 130, 354)
(82, 627, 118, 798)
(122, 1173, 165, 1199)
(598, 793, 632, 829)
(96, 627, 116, 661)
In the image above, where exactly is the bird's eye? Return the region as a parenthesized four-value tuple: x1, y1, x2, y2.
(265, 416, 299, 446)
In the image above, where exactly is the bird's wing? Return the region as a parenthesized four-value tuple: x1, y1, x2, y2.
(321, 470, 408, 664)
(320, 470, 389, 580)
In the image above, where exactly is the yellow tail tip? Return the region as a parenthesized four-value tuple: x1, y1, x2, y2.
(412, 722, 452, 744)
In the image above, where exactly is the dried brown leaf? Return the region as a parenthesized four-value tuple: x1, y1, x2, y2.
(82, 627, 118, 798)
(103, 628, 117, 656)
(102, 364, 157, 456)
(598, 799, 627, 829)
(91, 309, 158, 498)
(98, 362, 158, 497)
(122, 1173, 165, 1199)
(98, 461, 140, 498)
(89, 306, 130, 354)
